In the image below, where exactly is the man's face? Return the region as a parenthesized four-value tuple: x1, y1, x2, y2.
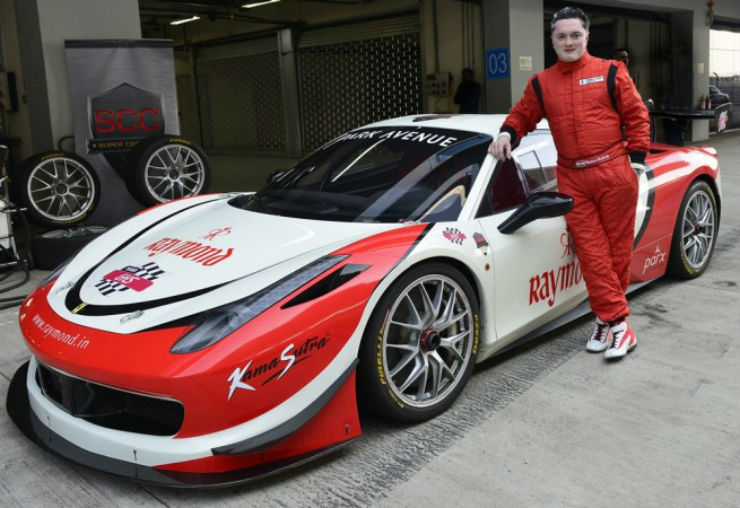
(551, 18, 589, 62)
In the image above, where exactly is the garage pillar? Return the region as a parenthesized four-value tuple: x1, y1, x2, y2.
(277, 28, 303, 157)
(481, 0, 544, 114)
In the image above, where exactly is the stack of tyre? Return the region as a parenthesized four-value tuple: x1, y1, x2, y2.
(17, 136, 211, 269)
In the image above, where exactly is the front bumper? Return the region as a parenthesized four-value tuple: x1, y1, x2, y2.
(7, 358, 360, 487)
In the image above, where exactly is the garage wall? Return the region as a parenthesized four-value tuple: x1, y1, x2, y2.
(35, 0, 142, 153)
(587, 0, 740, 141)
(170, 8, 428, 155)
(158, 0, 484, 154)
(422, 0, 485, 113)
(156, 0, 419, 46)
(0, 0, 32, 161)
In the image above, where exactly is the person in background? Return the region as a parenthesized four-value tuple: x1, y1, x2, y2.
(454, 68, 481, 114)
(489, 6, 650, 361)
(614, 47, 630, 66)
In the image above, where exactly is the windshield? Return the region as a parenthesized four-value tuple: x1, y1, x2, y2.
(230, 127, 491, 223)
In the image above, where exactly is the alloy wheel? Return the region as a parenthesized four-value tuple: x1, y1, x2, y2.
(382, 274, 475, 408)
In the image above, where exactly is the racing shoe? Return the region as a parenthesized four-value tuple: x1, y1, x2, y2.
(586, 317, 611, 352)
(604, 320, 637, 360)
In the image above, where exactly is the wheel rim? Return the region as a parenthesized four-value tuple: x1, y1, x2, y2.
(144, 144, 205, 202)
(382, 274, 474, 409)
(27, 157, 96, 222)
(681, 189, 715, 269)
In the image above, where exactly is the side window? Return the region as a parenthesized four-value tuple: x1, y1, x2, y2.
(476, 158, 527, 217)
(513, 131, 557, 194)
(475, 130, 558, 218)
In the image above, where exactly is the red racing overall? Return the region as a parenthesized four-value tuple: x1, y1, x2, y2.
(501, 51, 650, 322)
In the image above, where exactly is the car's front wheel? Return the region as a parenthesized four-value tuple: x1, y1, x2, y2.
(358, 262, 480, 422)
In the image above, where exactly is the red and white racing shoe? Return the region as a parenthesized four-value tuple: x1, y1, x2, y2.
(586, 317, 612, 352)
(604, 320, 637, 360)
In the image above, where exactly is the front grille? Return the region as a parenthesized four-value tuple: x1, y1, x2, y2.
(35, 362, 184, 436)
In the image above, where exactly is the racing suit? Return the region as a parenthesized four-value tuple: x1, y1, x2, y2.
(500, 51, 650, 323)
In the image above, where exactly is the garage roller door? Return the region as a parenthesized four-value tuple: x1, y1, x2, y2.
(298, 14, 422, 151)
(196, 37, 286, 151)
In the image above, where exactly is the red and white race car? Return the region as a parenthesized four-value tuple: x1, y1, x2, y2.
(7, 115, 721, 487)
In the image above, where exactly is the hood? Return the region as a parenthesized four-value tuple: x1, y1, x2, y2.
(75, 200, 396, 306)
(43, 197, 401, 333)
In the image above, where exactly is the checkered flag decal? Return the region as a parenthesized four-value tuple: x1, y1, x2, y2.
(95, 262, 164, 296)
(442, 227, 466, 245)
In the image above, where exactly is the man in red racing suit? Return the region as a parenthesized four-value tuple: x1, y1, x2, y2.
(490, 6, 650, 360)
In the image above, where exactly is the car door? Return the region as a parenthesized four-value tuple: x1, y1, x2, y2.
(475, 130, 587, 345)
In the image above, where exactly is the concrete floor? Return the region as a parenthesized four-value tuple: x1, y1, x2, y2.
(0, 132, 738, 507)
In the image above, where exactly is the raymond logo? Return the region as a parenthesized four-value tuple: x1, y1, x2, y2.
(643, 244, 667, 274)
(560, 228, 575, 258)
(443, 227, 466, 245)
(529, 260, 583, 307)
(202, 227, 232, 241)
(96, 262, 164, 296)
(87, 83, 165, 153)
(145, 237, 234, 266)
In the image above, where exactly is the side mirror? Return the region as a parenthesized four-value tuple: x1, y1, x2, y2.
(498, 191, 573, 234)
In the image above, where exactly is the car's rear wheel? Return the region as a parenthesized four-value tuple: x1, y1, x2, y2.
(358, 262, 479, 422)
(667, 180, 718, 278)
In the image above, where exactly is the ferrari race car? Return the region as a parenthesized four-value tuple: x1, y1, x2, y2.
(7, 115, 721, 487)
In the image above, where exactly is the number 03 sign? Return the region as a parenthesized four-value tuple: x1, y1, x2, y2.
(486, 48, 510, 79)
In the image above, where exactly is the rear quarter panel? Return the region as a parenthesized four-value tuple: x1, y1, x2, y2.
(630, 145, 720, 282)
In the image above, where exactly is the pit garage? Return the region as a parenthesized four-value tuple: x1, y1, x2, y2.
(0, 0, 738, 506)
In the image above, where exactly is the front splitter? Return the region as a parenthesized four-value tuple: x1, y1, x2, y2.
(6, 360, 357, 488)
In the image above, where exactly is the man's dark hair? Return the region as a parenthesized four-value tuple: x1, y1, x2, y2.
(614, 47, 630, 55)
(551, 6, 590, 31)
(462, 68, 474, 76)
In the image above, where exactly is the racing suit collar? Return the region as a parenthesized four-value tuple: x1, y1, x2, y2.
(555, 51, 592, 73)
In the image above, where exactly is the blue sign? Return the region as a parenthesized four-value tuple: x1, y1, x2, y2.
(486, 48, 510, 79)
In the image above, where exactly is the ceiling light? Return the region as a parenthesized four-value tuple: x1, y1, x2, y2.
(243, 0, 281, 8)
(170, 15, 200, 26)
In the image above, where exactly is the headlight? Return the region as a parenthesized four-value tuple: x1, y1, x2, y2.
(170, 255, 348, 354)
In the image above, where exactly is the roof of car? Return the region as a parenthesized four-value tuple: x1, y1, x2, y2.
(364, 114, 549, 138)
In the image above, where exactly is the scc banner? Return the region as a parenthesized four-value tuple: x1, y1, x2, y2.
(64, 39, 179, 224)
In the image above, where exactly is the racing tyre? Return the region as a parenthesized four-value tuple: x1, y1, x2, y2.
(18, 151, 100, 228)
(132, 136, 211, 206)
(31, 225, 107, 270)
(357, 262, 480, 422)
(667, 180, 718, 279)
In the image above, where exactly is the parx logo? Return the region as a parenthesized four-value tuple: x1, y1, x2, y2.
(643, 244, 667, 274)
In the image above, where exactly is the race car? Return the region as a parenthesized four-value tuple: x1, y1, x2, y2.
(7, 114, 721, 487)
